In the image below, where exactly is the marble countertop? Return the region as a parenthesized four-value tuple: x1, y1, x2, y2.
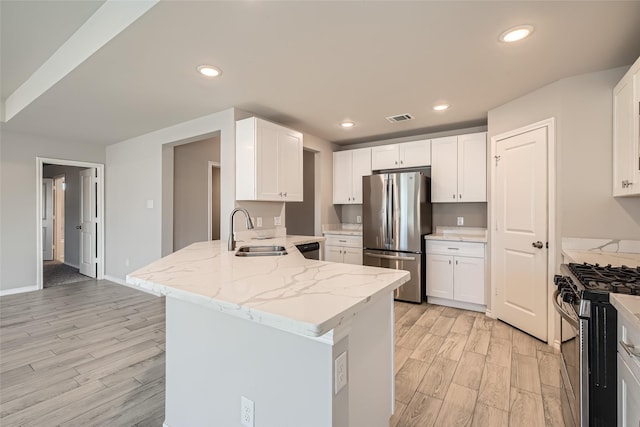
(611, 294, 640, 332)
(561, 250, 640, 267)
(322, 224, 363, 236)
(126, 236, 409, 337)
(424, 226, 488, 243)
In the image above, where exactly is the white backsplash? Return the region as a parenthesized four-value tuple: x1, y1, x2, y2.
(562, 237, 640, 254)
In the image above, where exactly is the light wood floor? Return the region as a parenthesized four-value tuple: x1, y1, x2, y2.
(391, 301, 564, 427)
(1, 281, 564, 426)
(0, 280, 165, 426)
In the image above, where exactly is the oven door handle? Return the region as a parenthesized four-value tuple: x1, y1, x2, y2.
(552, 290, 579, 329)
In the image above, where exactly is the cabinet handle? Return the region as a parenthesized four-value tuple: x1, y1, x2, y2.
(448, 260, 452, 265)
(621, 341, 640, 358)
(452, 194, 456, 199)
(338, 240, 347, 242)
(447, 247, 459, 250)
(283, 192, 287, 197)
(279, 192, 283, 197)
(456, 260, 458, 265)
(400, 160, 404, 165)
(395, 161, 398, 165)
(459, 194, 462, 199)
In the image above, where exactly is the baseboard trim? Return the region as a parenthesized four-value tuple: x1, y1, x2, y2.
(0, 285, 40, 296)
(104, 275, 162, 297)
(427, 296, 486, 313)
(64, 261, 80, 269)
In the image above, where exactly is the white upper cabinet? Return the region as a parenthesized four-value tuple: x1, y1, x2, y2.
(371, 139, 431, 170)
(431, 132, 487, 203)
(613, 55, 640, 197)
(333, 148, 371, 204)
(236, 117, 303, 202)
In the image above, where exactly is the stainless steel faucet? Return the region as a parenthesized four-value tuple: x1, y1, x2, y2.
(228, 207, 254, 251)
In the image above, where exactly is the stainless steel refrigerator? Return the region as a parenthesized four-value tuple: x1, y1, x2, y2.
(362, 172, 432, 303)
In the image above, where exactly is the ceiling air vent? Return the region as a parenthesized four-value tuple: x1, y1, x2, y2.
(386, 113, 414, 123)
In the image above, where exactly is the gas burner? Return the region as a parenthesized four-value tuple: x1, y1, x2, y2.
(567, 262, 640, 295)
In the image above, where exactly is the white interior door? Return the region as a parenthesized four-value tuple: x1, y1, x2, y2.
(494, 126, 548, 341)
(79, 168, 97, 278)
(42, 178, 54, 261)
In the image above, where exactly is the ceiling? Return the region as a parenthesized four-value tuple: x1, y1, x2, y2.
(2, 1, 640, 147)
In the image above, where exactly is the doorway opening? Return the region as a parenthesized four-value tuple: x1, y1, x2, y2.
(285, 149, 317, 236)
(37, 158, 105, 289)
(172, 135, 221, 251)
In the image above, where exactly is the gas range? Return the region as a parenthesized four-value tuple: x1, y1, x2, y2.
(555, 263, 640, 309)
(553, 262, 640, 427)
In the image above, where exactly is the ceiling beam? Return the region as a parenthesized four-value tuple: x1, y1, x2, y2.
(2, 0, 159, 123)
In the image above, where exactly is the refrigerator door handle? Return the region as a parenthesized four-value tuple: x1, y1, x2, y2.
(387, 178, 396, 246)
(382, 178, 388, 246)
(364, 252, 416, 262)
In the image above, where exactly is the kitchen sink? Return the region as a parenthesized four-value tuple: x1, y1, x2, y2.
(235, 245, 288, 257)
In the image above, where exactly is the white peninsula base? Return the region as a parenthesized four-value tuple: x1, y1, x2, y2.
(163, 293, 394, 427)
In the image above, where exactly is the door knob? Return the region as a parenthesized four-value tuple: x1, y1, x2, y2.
(532, 241, 543, 249)
(76, 225, 82, 230)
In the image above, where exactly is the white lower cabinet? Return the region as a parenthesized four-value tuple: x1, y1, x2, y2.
(618, 309, 640, 426)
(618, 354, 640, 427)
(324, 234, 362, 265)
(425, 240, 485, 310)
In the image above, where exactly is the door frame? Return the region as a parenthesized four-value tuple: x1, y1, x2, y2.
(207, 161, 221, 241)
(488, 118, 557, 347)
(53, 174, 66, 262)
(36, 157, 105, 290)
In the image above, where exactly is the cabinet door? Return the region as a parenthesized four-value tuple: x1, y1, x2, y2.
(426, 254, 454, 299)
(458, 133, 487, 202)
(400, 140, 431, 168)
(343, 247, 363, 265)
(279, 129, 303, 201)
(431, 136, 458, 203)
(256, 123, 281, 201)
(351, 148, 372, 204)
(333, 151, 353, 204)
(371, 144, 400, 170)
(325, 245, 344, 263)
(618, 354, 640, 427)
(613, 77, 634, 196)
(453, 256, 485, 304)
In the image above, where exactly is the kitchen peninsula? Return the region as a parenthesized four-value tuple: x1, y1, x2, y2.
(127, 236, 410, 427)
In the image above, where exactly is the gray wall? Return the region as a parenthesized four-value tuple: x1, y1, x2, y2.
(285, 150, 315, 236)
(42, 164, 89, 268)
(173, 136, 220, 251)
(0, 129, 105, 292)
(488, 66, 640, 243)
(432, 203, 487, 228)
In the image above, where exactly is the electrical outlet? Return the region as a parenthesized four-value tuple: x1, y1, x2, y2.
(240, 396, 254, 427)
(274, 216, 282, 226)
(334, 351, 348, 394)
(256, 217, 263, 227)
(457, 216, 464, 226)
(356, 215, 362, 224)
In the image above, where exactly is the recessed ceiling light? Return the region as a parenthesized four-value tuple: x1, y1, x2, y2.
(197, 65, 222, 77)
(433, 104, 450, 111)
(340, 121, 355, 128)
(499, 25, 534, 43)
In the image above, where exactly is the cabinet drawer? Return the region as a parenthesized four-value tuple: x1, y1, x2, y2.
(619, 312, 640, 380)
(425, 240, 485, 257)
(618, 353, 640, 427)
(324, 234, 362, 248)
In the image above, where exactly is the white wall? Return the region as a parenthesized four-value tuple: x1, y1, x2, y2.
(0, 130, 105, 292)
(106, 108, 236, 281)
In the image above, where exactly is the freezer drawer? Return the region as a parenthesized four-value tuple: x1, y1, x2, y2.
(363, 250, 423, 303)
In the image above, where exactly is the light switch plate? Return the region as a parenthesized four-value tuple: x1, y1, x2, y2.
(274, 216, 282, 226)
(146, 199, 154, 209)
(256, 217, 263, 227)
(356, 215, 362, 224)
(457, 216, 464, 226)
